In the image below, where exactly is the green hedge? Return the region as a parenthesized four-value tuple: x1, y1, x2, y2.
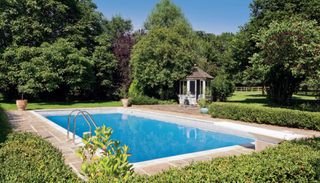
(209, 103, 320, 131)
(132, 138, 320, 182)
(0, 133, 81, 182)
(129, 95, 176, 105)
(0, 111, 11, 143)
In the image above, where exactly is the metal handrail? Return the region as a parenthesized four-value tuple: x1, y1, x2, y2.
(67, 109, 98, 142)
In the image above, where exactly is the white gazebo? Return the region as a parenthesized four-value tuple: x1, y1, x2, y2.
(178, 67, 213, 105)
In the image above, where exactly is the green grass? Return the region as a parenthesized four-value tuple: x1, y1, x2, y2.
(0, 101, 121, 111)
(227, 91, 319, 112)
(228, 91, 316, 104)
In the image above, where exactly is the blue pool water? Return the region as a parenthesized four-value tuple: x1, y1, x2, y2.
(46, 113, 253, 163)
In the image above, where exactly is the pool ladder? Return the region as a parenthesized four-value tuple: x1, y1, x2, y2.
(67, 109, 98, 143)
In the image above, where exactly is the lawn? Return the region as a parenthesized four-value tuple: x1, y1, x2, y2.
(228, 91, 316, 105)
(227, 91, 319, 112)
(0, 101, 122, 111)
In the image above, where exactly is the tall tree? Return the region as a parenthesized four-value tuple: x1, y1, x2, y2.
(103, 16, 134, 95)
(131, 28, 197, 99)
(144, 0, 191, 31)
(131, 0, 198, 99)
(232, 0, 320, 86)
(251, 18, 320, 103)
(1, 39, 94, 99)
(0, 0, 105, 99)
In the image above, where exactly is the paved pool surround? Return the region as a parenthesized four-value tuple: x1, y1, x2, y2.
(7, 107, 317, 176)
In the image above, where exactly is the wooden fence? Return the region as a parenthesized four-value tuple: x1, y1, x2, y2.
(235, 86, 320, 96)
(235, 87, 266, 92)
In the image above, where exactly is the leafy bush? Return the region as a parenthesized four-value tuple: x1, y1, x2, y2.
(131, 138, 320, 182)
(129, 95, 176, 105)
(211, 73, 235, 102)
(198, 99, 209, 108)
(77, 126, 133, 182)
(0, 133, 80, 182)
(209, 103, 320, 131)
(0, 111, 11, 143)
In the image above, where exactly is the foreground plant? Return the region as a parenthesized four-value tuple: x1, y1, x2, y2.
(77, 126, 133, 181)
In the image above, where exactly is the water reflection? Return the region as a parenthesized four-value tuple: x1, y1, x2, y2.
(47, 113, 253, 163)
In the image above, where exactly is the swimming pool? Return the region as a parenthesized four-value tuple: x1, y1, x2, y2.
(44, 111, 254, 163)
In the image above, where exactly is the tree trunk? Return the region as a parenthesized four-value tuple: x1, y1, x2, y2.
(266, 66, 302, 104)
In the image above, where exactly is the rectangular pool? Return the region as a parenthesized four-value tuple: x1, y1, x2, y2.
(44, 111, 254, 163)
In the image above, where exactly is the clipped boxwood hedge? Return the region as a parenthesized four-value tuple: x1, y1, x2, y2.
(132, 138, 320, 182)
(209, 103, 320, 131)
(0, 133, 81, 182)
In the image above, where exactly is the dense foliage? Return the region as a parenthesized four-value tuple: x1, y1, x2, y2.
(211, 72, 235, 102)
(77, 126, 133, 182)
(131, 138, 320, 182)
(196, 32, 235, 78)
(130, 0, 199, 99)
(0, 133, 80, 182)
(209, 103, 320, 131)
(144, 0, 191, 30)
(0, 110, 10, 143)
(231, 0, 320, 102)
(251, 18, 320, 103)
(131, 28, 197, 99)
(0, 0, 134, 100)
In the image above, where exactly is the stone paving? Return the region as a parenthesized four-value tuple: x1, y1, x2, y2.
(6, 105, 320, 177)
(134, 105, 320, 137)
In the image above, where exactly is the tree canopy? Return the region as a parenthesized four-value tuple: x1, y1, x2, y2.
(130, 0, 198, 99)
(231, 0, 320, 86)
(144, 0, 191, 31)
(0, 0, 133, 100)
(131, 28, 197, 99)
(251, 18, 320, 103)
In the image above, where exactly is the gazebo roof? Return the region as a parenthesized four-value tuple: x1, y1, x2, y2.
(186, 67, 213, 79)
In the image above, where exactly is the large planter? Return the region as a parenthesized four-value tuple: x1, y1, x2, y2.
(121, 98, 129, 108)
(16, 100, 28, 111)
(200, 107, 209, 114)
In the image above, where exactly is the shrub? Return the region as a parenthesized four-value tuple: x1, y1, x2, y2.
(77, 126, 133, 182)
(129, 95, 176, 105)
(198, 99, 209, 108)
(0, 133, 80, 182)
(209, 103, 320, 131)
(211, 73, 235, 102)
(0, 111, 11, 143)
(131, 138, 320, 182)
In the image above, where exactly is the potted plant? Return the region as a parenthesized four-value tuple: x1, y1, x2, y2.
(16, 88, 28, 111)
(198, 99, 209, 114)
(15, 81, 37, 111)
(120, 87, 129, 107)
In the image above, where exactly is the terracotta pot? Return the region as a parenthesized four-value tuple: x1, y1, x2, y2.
(16, 100, 28, 111)
(121, 98, 129, 108)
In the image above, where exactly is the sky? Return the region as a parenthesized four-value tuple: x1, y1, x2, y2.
(92, 0, 252, 35)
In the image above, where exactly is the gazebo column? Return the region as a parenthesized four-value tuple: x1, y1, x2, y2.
(187, 80, 190, 94)
(195, 80, 197, 99)
(202, 80, 206, 99)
